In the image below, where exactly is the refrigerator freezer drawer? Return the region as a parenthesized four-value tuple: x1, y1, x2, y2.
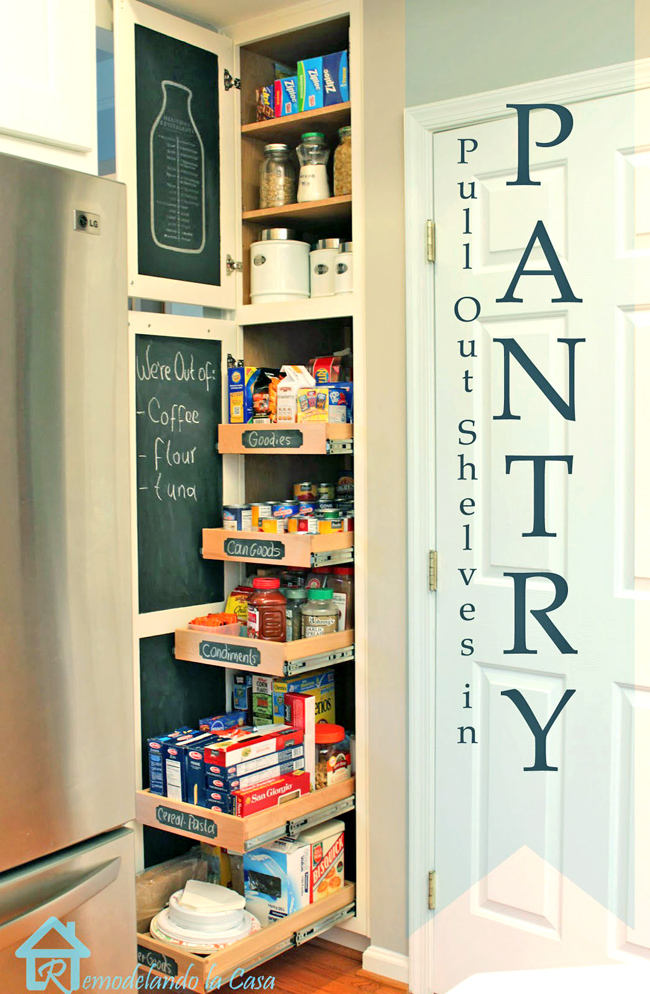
(0, 154, 135, 873)
(0, 828, 136, 991)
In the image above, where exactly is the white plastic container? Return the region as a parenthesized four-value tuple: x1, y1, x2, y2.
(250, 229, 310, 305)
(335, 242, 353, 294)
(309, 238, 340, 298)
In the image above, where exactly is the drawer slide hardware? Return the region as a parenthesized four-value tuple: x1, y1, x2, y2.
(285, 645, 355, 677)
(224, 69, 241, 90)
(311, 548, 354, 568)
(327, 438, 354, 455)
(244, 794, 356, 851)
(294, 902, 356, 945)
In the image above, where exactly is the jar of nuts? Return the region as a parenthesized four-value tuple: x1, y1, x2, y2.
(315, 724, 351, 790)
(260, 143, 297, 209)
(333, 126, 352, 197)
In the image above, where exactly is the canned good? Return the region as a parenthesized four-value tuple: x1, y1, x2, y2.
(317, 516, 343, 534)
(319, 509, 341, 519)
(294, 481, 317, 499)
(271, 500, 300, 518)
(262, 517, 286, 533)
(288, 515, 320, 534)
(317, 483, 336, 500)
(295, 500, 315, 515)
(316, 498, 336, 511)
(251, 502, 273, 529)
(341, 514, 354, 532)
(223, 504, 253, 531)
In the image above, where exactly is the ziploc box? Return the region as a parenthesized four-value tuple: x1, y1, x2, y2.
(228, 366, 259, 424)
(206, 744, 305, 787)
(147, 727, 194, 796)
(244, 838, 311, 925)
(273, 669, 336, 724)
(297, 57, 323, 111)
(322, 51, 349, 106)
(274, 77, 298, 117)
(204, 725, 304, 768)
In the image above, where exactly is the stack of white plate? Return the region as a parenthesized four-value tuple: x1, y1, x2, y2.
(150, 880, 261, 953)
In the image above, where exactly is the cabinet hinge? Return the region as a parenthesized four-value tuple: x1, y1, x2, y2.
(429, 550, 438, 591)
(426, 220, 435, 263)
(428, 870, 436, 911)
(224, 69, 241, 91)
(226, 254, 243, 275)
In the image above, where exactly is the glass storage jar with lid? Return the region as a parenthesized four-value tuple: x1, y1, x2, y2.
(259, 143, 296, 209)
(296, 132, 330, 203)
(315, 724, 351, 790)
(333, 126, 352, 197)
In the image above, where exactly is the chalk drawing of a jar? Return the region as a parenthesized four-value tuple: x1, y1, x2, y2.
(150, 81, 206, 253)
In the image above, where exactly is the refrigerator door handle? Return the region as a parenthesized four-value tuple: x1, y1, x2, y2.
(0, 857, 121, 951)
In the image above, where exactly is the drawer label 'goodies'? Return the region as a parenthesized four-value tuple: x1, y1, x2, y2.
(223, 538, 285, 560)
(199, 639, 262, 667)
(155, 805, 218, 839)
(137, 946, 178, 976)
(242, 429, 304, 449)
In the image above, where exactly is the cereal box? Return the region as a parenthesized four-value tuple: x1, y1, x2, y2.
(272, 669, 336, 724)
(297, 57, 323, 111)
(322, 51, 349, 106)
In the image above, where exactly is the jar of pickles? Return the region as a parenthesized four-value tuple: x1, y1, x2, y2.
(333, 126, 352, 196)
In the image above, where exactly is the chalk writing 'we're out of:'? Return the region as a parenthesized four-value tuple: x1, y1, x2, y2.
(136, 342, 217, 392)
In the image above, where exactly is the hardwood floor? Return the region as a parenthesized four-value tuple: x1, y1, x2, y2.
(243, 939, 408, 993)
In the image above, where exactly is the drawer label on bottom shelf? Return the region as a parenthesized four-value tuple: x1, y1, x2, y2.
(137, 945, 178, 976)
(155, 804, 218, 839)
(223, 537, 285, 560)
(199, 639, 262, 667)
(242, 428, 304, 449)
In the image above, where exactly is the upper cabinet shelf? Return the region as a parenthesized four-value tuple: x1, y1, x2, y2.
(242, 195, 352, 226)
(242, 102, 351, 144)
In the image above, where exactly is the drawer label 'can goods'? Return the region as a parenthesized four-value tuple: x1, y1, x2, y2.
(155, 805, 218, 839)
(137, 946, 178, 977)
(242, 429, 304, 449)
(223, 537, 285, 560)
(199, 640, 262, 667)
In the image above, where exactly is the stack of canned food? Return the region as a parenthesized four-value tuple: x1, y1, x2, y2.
(223, 474, 354, 536)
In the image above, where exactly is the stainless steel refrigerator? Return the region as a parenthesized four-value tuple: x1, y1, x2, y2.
(0, 154, 136, 990)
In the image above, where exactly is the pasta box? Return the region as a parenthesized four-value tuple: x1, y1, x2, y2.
(233, 770, 311, 816)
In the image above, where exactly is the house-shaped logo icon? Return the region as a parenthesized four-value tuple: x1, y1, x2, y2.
(15, 916, 90, 993)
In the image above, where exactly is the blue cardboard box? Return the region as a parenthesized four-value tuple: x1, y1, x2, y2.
(199, 711, 248, 733)
(148, 727, 195, 795)
(322, 51, 349, 105)
(298, 57, 323, 111)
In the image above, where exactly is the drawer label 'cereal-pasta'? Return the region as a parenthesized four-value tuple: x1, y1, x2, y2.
(223, 537, 285, 560)
(199, 640, 262, 667)
(242, 428, 304, 449)
(155, 805, 218, 839)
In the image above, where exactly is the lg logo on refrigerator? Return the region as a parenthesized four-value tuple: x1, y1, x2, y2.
(73, 210, 101, 235)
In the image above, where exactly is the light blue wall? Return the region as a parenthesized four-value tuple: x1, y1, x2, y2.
(406, 0, 636, 107)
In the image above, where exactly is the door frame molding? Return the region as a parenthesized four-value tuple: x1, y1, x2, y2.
(404, 57, 650, 994)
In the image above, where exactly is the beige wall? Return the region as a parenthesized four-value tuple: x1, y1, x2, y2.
(363, 0, 408, 956)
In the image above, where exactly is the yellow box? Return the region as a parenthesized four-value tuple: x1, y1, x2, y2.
(296, 387, 329, 422)
(273, 669, 336, 724)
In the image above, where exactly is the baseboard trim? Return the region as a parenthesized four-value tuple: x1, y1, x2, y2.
(362, 945, 410, 987)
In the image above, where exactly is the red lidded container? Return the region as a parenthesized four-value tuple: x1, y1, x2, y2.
(247, 577, 287, 642)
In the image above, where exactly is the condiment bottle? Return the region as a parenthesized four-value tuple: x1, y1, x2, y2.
(296, 132, 330, 202)
(283, 587, 308, 642)
(247, 577, 286, 642)
(301, 588, 338, 638)
(326, 566, 354, 631)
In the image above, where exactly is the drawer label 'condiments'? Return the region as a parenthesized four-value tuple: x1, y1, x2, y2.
(199, 640, 262, 667)
(223, 537, 285, 560)
(242, 428, 304, 449)
(137, 946, 178, 976)
(155, 805, 218, 839)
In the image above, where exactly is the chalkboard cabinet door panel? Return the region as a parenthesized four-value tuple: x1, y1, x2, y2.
(202, 528, 354, 568)
(175, 627, 355, 676)
(135, 779, 355, 853)
(115, 1, 237, 308)
(136, 880, 356, 992)
(218, 422, 353, 455)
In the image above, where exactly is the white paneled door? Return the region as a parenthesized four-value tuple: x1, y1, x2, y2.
(431, 90, 650, 990)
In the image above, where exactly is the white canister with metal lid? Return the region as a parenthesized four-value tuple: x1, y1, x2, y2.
(309, 238, 340, 298)
(335, 241, 353, 294)
(250, 228, 310, 305)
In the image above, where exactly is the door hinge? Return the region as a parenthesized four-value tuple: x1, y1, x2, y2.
(226, 254, 243, 275)
(426, 220, 435, 263)
(428, 870, 436, 911)
(224, 69, 241, 90)
(429, 550, 438, 591)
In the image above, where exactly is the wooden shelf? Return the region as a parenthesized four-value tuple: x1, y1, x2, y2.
(218, 422, 352, 455)
(242, 102, 351, 144)
(202, 528, 353, 568)
(175, 627, 354, 677)
(242, 195, 352, 226)
(137, 881, 355, 992)
(237, 293, 354, 325)
(136, 778, 355, 852)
